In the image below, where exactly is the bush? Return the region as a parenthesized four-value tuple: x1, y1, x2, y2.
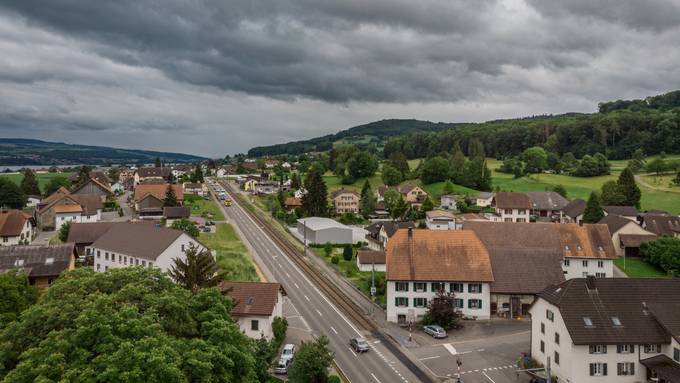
(331, 256, 339, 265)
(324, 242, 333, 257)
(640, 237, 680, 276)
(272, 317, 288, 348)
(342, 244, 353, 261)
(328, 376, 342, 383)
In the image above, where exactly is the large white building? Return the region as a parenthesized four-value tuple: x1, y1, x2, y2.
(88, 223, 207, 273)
(219, 281, 285, 340)
(530, 277, 680, 383)
(385, 229, 494, 323)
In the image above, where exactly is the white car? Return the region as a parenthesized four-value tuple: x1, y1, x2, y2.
(280, 344, 295, 362)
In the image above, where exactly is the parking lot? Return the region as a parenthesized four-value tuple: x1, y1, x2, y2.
(410, 321, 531, 383)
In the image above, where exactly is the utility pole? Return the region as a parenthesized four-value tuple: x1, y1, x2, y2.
(370, 259, 376, 314)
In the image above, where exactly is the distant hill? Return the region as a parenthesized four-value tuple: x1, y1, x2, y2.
(0, 138, 206, 166)
(247, 119, 461, 157)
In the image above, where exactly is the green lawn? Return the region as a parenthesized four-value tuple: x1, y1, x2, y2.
(184, 193, 225, 220)
(0, 172, 74, 194)
(199, 223, 259, 282)
(613, 257, 668, 278)
(322, 171, 384, 194)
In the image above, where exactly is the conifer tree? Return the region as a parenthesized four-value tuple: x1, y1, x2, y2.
(583, 192, 604, 223)
(163, 184, 179, 207)
(617, 167, 641, 209)
(20, 169, 41, 196)
(301, 167, 328, 217)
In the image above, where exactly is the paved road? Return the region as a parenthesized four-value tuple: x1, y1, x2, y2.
(210, 180, 424, 383)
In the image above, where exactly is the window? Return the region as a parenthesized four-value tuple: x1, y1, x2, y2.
(119, 255, 122, 264)
(596, 272, 606, 278)
(504, 209, 512, 214)
(105, 252, 109, 261)
(563, 259, 570, 267)
(554, 332, 560, 345)
(135, 259, 139, 265)
(541, 323, 545, 334)
(395, 282, 409, 292)
(554, 351, 560, 365)
(582, 260, 588, 267)
(674, 347, 680, 362)
(450, 283, 463, 293)
(142, 261, 146, 267)
(124, 257, 127, 265)
(97, 250, 101, 258)
(14, 259, 24, 267)
(105, 266, 109, 271)
(454, 299, 464, 308)
(589, 345, 607, 354)
(251, 320, 259, 331)
(644, 344, 661, 353)
(590, 363, 607, 376)
(468, 299, 482, 309)
(597, 260, 604, 268)
(148, 262, 153, 268)
(540, 340, 545, 353)
(504, 218, 512, 222)
(546, 310, 554, 322)
(617, 344, 634, 354)
(468, 284, 482, 293)
(617, 362, 634, 376)
(611, 317, 622, 327)
(414, 298, 427, 308)
(2, 237, 7, 243)
(431, 282, 444, 292)
(395, 297, 408, 307)
(181, 244, 185, 252)
(96, 264, 100, 271)
(413, 282, 426, 292)
(518, 209, 526, 215)
(516, 218, 527, 223)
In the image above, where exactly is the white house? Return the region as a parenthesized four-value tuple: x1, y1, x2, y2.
(492, 192, 531, 223)
(386, 229, 494, 324)
(0, 210, 35, 246)
(425, 210, 456, 230)
(54, 202, 101, 231)
(26, 195, 41, 208)
(220, 281, 285, 340)
(89, 223, 207, 273)
(356, 249, 386, 272)
(530, 277, 680, 383)
(599, 214, 657, 257)
(475, 192, 495, 207)
(440, 194, 458, 211)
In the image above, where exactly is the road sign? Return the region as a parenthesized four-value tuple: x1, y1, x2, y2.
(370, 286, 376, 296)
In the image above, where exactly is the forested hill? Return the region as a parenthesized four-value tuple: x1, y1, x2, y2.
(0, 138, 206, 166)
(247, 119, 461, 157)
(249, 90, 680, 160)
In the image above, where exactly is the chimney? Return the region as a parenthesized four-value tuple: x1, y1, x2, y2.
(585, 275, 596, 290)
(407, 227, 413, 238)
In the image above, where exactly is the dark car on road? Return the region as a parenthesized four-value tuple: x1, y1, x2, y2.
(349, 337, 370, 353)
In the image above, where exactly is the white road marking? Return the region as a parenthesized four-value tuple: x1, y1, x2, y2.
(304, 295, 310, 302)
(443, 343, 457, 355)
(316, 309, 323, 316)
(482, 371, 497, 383)
(294, 282, 300, 289)
(477, 348, 485, 352)
(373, 340, 381, 344)
(348, 347, 358, 357)
(371, 373, 381, 383)
(330, 326, 338, 335)
(418, 356, 440, 361)
(286, 272, 291, 278)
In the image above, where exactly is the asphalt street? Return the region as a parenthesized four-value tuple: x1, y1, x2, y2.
(211, 180, 423, 383)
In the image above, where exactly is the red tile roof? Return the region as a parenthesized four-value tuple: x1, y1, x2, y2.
(220, 281, 283, 317)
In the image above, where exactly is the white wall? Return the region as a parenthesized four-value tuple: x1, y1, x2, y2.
(495, 208, 530, 222)
(235, 291, 283, 340)
(0, 219, 34, 246)
(426, 219, 456, 230)
(611, 222, 654, 257)
(562, 258, 613, 279)
(356, 259, 386, 272)
(386, 281, 490, 323)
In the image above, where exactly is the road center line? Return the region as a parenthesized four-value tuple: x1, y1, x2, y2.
(371, 373, 381, 383)
(304, 295, 310, 302)
(482, 371, 497, 383)
(316, 309, 323, 316)
(330, 326, 338, 335)
(418, 356, 440, 361)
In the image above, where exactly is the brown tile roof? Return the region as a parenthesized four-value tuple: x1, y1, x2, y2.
(493, 192, 531, 209)
(134, 184, 183, 202)
(487, 247, 565, 295)
(136, 167, 171, 178)
(0, 210, 32, 237)
(463, 221, 617, 259)
(219, 281, 283, 317)
(642, 215, 680, 236)
(0, 244, 74, 278)
(330, 188, 359, 199)
(90, 224, 184, 260)
(526, 192, 569, 211)
(163, 206, 191, 219)
(619, 234, 657, 248)
(426, 210, 455, 220)
(382, 221, 416, 238)
(386, 229, 494, 282)
(183, 182, 202, 189)
(69, 171, 110, 185)
(38, 187, 71, 211)
(603, 205, 638, 216)
(71, 177, 112, 195)
(284, 197, 302, 207)
(66, 222, 118, 245)
(562, 199, 586, 218)
(53, 204, 82, 213)
(537, 278, 680, 345)
(69, 194, 104, 216)
(598, 214, 633, 234)
(357, 250, 386, 265)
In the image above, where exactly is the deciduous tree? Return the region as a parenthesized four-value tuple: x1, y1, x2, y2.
(288, 336, 334, 383)
(422, 290, 460, 330)
(43, 176, 71, 197)
(381, 164, 403, 186)
(0, 271, 38, 328)
(0, 178, 25, 209)
(170, 218, 200, 238)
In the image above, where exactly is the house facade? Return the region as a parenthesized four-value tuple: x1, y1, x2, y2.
(134, 167, 171, 185)
(440, 194, 458, 211)
(385, 229, 494, 323)
(36, 188, 103, 231)
(599, 214, 657, 257)
(356, 249, 386, 272)
(526, 191, 569, 222)
(475, 192, 495, 207)
(530, 278, 680, 383)
(425, 210, 456, 230)
(492, 192, 531, 222)
(331, 188, 360, 214)
(0, 210, 35, 246)
(219, 281, 285, 340)
(70, 178, 112, 201)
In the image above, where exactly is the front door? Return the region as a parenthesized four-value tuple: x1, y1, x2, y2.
(511, 297, 520, 318)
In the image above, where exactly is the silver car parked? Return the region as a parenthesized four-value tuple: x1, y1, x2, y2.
(423, 325, 447, 339)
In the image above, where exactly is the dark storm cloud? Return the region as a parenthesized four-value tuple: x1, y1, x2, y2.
(0, 1, 679, 156)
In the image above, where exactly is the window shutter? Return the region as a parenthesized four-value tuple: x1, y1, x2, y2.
(630, 363, 634, 375)
(616, 345, 622, 353)
(589, 345, 594, 354)
(478, 300, 482, 309)
(603, 345, 607, 354)
(589, 364, 594, 376)
(603, 363, 607, 376)
(617, 363, 622, 376)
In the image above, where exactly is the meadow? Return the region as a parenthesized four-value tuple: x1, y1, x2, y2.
(0, 172, 74, 194)
(199, 223, 260, 282)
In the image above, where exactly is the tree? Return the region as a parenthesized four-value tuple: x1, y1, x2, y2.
(108, 167, 121, 183)
(359, 180, 376, 218)
(20, 169, 41, 196)
(163, 184, 179, 207)
(381, 164, 403, 186)
(420, 196, 434, 214)
(388, 195, 409, 220)
(169, 243, 220, 293)
(460, 157, 492, 191)
(75, 165, 92, 186)
(288, 336, 334, 383)
(450, 143, 467, 181)
(552, 184, 567, 198)
(291, 172, 301, 190)
(628, 149, 646, 172)
(166, 171, 176, 184)
(58, 220, 72, 242)
(347, 151, 379, 179)
(420, 156, 449, 184)
(520, 147, 548, 173)
(277, 190, 286, 210)
(646, 157, 667, 176)
(170, 218, 200, 238)
(618, 167, 641, 208)
(385, 152, 410, 178)
(0, 268, 259, 382)
(252, 336, 273, 383)
(42, 176, 71, 197)
(640, 237, 680, 275)
(0, 178, 26, 209)
(301, 167, 328, 217)
(342, 244, 353, 261)
(155, 157, 162, 167)
(675, 170, 680, 186)
(593, 152, 610, 175)
(323, 242, 333, 257)
(442, 180, 456, 195)
(0, 271, 38, 328)
(422, 290, 460, 330)
(558, 152, 578, 174)
(583, 192, 604, 223)
(191, 164, 204, 183)
(467, 138, 485, 159)
(600, 181, 626, 206)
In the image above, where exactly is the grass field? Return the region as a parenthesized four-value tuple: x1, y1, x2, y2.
(184, 193, 225, 220)
(199, 223, 259, 282)
(0, 172, 74, 194)
(614, 257, 668, 278)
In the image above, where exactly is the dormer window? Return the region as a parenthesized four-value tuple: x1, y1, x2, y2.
(14, 259, 24, 267)
(576, 245, 582, 251)
(583, 317, 594, 327)
(612, 317, 622, 327)
(45, 257, 54, 265)
(564, 245, 569, 250)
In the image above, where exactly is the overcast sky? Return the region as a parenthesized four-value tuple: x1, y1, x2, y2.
(1, 0, 679, 157)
